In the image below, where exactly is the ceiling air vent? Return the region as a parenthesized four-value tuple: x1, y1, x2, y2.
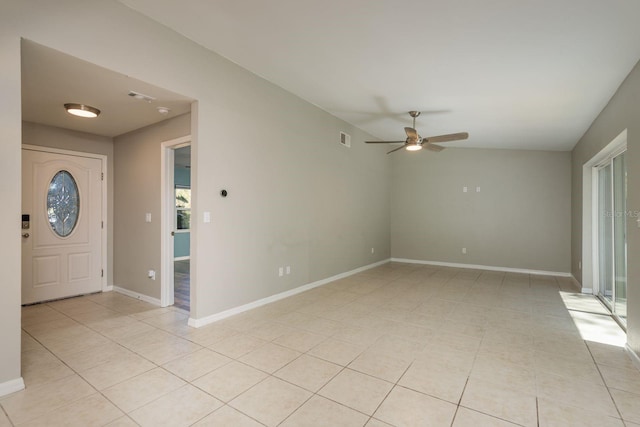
(128, 90, 156, 103)
(340, 131, 351, 148)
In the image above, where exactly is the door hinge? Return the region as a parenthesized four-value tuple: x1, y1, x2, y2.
(101, 269, 104, 277)
(101, 172, 104, 181)
(101, 221, 104, 229)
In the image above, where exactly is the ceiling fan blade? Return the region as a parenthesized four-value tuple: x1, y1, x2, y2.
(387, 145, 407, 154)
(404, 127, 418, 139)
(425, 143, 445, 152)
(424, 132, 469, 143)
(365, 141, 406, 144)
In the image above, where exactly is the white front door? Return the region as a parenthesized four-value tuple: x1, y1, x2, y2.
(22, 148, 103, 304)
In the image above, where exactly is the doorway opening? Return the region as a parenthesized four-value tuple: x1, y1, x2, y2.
(174, 145, 192, 311)
(22, 40, 194, 309)
(161, 137, 192, 311)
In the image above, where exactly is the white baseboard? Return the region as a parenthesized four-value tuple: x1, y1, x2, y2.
(103, 285, 114, 292)
(626, 344, 640, 371)
(391, 258, 572, 277)
(0, 377, 25, 397)
(570, 275, 583, 292)
(113, 286, 161, 306)
(581, 287, 593, 294)
(188, 258, 391, 328)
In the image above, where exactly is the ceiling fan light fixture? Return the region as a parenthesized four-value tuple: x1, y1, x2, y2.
(365, 111, 468, 154)
(64, 103, 100, 118)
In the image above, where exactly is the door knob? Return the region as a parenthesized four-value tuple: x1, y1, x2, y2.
(22, 233, 30, 238)
(171, 231, 175, 237)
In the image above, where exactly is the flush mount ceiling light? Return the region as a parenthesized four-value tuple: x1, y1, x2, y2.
(64, 103, 100, 118)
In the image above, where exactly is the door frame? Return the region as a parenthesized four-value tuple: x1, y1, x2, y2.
(580, 129, 626, 295)
(21, 144, 109, 293)
(160, 135, 191, 308)
(593, 149, 627, 323)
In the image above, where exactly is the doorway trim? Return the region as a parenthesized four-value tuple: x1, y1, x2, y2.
(581, 129, 627, 294)
(160, 135, 191, 308)
(21, 144, 109, 293)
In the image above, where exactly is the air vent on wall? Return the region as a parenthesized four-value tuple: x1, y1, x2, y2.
(340, 131, 351, 148)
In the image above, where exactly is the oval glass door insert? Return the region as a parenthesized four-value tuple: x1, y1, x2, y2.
(47, 170, 80, 237)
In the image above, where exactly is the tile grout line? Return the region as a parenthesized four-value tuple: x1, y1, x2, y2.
(87, 313, 249, 426)
(21, 298, 230, 425)
(35, 314, 195, 424)
(15, 264, 634, 426)
(449, 376, 470, 427)
(19, 269, 410, 423)
(0, 400, 14, 427)
(451, 270, 531, 427)
(18, 314, 146, 425)
(585, 339, 627, 423)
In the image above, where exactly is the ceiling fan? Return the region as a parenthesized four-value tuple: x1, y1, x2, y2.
(366, 111, 468, 154)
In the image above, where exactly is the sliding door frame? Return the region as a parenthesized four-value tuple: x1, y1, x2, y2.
(583, 130, 627, 328)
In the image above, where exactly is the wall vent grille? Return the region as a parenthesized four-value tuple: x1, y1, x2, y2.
(340, 131, 351, 148)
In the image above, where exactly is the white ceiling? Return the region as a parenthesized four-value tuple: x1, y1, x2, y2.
(22, 40, 192, 138)
(118, 0, 640, 151)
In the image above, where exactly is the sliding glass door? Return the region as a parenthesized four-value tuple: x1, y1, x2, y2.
(596, 150, 627, 325)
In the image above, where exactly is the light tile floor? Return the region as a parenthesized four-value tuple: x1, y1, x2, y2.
(2, 262, 639, 426)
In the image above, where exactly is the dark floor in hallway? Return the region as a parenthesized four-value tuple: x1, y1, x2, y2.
(174, 259, 190, 311)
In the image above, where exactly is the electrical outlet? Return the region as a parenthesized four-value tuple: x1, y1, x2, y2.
(286, 266, 291, 275)
(278, 267, 284, 277)
(371, 247, 375, 254)
(463, 186, 468, 193)
(148, 270, 156, 280)
(462, 248, 467, 254)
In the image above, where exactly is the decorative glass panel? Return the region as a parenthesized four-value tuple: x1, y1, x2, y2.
(47, 170, 79, 237)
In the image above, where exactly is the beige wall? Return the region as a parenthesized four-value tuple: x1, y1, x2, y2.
(0, 18, 22, 388)
(22, 122, 115, 288)
(572, 60, 640, 356)
(113, 114, 191, 299)
(0, 0, 391, 388)
(391, 148, 571, 273)
(191, 99, 390, 318)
